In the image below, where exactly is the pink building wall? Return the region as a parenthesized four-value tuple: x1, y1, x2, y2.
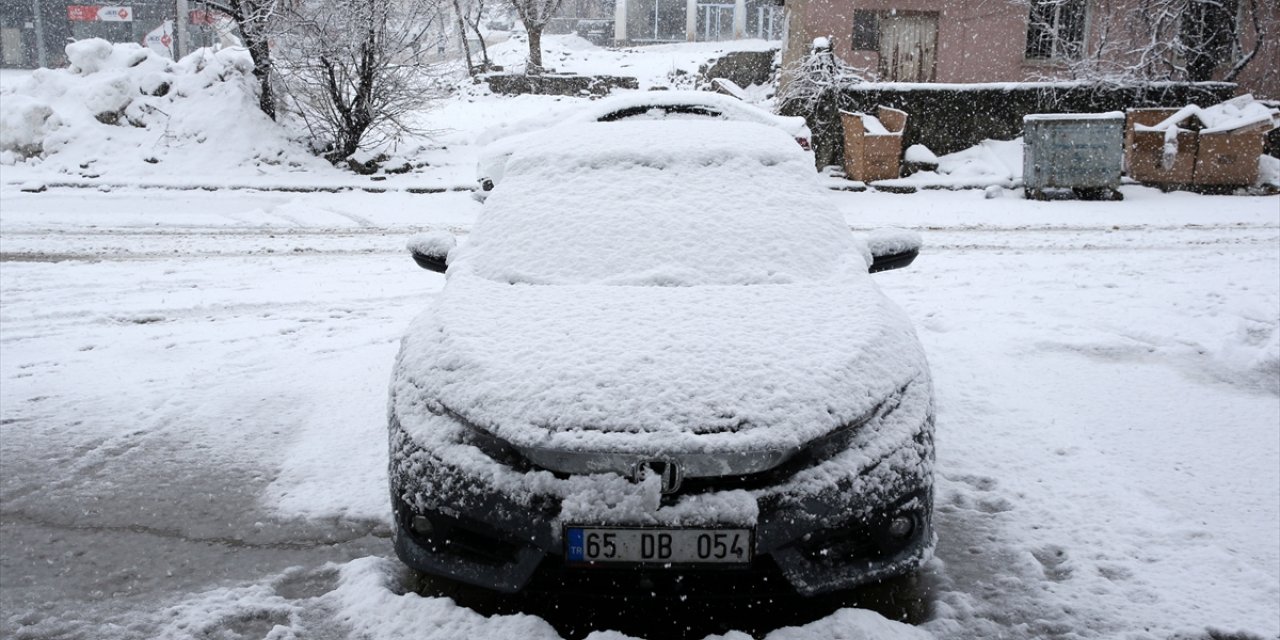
(783, 0, 1279, 98)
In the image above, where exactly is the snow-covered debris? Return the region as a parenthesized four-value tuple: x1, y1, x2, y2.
(1136, 94, 1279, 135)
(0, 39, 326, 177)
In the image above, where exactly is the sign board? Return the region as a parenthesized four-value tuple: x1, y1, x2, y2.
(188, 9, 219, 25)
(144, 20, 174, 58)
(67, 6, 134, 22)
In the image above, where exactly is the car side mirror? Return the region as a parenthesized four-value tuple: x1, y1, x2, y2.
(866, 228, 921, 274)
(407, 232, 456, 274)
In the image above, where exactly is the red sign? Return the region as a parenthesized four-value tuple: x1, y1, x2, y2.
(67, 5, 100, 21)
(188, 9, 219, 25)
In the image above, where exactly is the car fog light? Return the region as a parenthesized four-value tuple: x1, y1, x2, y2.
(411, 515, 434, 535)
(888, 515, 914, 538)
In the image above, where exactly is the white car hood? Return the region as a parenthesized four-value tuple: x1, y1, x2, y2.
(392, 273, 928, 455)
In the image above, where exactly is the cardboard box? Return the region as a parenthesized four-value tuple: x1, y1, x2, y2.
(1194, 128, 1267, 185)
(1126, 107, 1269, 187)
(840, 107, 907, 182)
(1126, 109, 1198, 184)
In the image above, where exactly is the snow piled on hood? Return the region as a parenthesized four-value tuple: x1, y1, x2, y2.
(395, 275, 926, 454)
(0, 39, 326, 176)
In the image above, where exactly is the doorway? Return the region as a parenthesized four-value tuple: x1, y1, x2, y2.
(877, 12, 938, 82)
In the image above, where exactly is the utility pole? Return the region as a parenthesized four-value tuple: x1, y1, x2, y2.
(31, 0, 48, 68)
(174, 0, 190, 58)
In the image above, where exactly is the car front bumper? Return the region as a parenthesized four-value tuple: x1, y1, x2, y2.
(388, 408, 934, 596)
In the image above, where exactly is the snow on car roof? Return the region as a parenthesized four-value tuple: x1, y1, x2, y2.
(457, 120, 857, 286)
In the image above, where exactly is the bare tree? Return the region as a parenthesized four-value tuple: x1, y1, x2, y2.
(462, 0, 493, 72)
(202, 0, 282, 118)
(450, 0, 476, 75)
(276, 0, 450, 162)
(508, 0, 563, 73)
(777, 38, 867, 168)
(1024, 0, 1269, 86)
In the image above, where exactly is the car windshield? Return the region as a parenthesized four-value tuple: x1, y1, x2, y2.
(459, 121, 856, 286)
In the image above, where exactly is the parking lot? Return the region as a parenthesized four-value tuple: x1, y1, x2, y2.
(1, 185, 1276, 639)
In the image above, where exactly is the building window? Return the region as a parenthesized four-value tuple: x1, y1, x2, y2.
(1025, 0, 1085, 61)
(851, 10, 878, 50)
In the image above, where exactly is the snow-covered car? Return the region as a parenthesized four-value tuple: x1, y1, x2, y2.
(474, 90, 812, 194)
(390, 119, 933, 598)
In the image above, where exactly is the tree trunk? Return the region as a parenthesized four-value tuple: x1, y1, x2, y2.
(228, 0, 275, 120)
(248, 36, 275, 119)
(526, 24, 543, 73)
(469, 20, 490, 69)
(451, 0, 475, 75)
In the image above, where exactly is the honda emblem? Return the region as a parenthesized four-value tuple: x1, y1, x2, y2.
(633, 460, 684, 495)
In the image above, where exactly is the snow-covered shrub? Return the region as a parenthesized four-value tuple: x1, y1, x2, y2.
(777, 38, 867, 168)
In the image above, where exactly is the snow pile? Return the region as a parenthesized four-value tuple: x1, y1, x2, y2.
(0, 94, 57, 156)
(151, 557, 933, 639)
(0, 39, 326, 178)
(877, 138, 1023, 189)
(1216, 307, 1280, 393)
(904, 144, 939, 165)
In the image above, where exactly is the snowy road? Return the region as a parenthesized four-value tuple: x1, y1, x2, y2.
(1, 186, 1277, 639)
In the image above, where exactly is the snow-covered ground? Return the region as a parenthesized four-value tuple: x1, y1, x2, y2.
(2, 33, 1279, 640)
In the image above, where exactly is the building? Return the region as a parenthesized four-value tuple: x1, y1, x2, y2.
(780, 0, 1279, 98)
(610, 0, 785, 43)
(2, 1, 225, 68)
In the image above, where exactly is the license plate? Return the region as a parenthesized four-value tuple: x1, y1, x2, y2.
(565, 527, 753, 566)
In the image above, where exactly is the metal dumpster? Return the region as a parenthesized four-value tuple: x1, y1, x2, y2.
(1023, 113, 1125, 200)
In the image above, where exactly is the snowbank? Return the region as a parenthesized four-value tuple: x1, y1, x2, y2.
(876, 138, 1023, 190)
(0, 39, 327, 178)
